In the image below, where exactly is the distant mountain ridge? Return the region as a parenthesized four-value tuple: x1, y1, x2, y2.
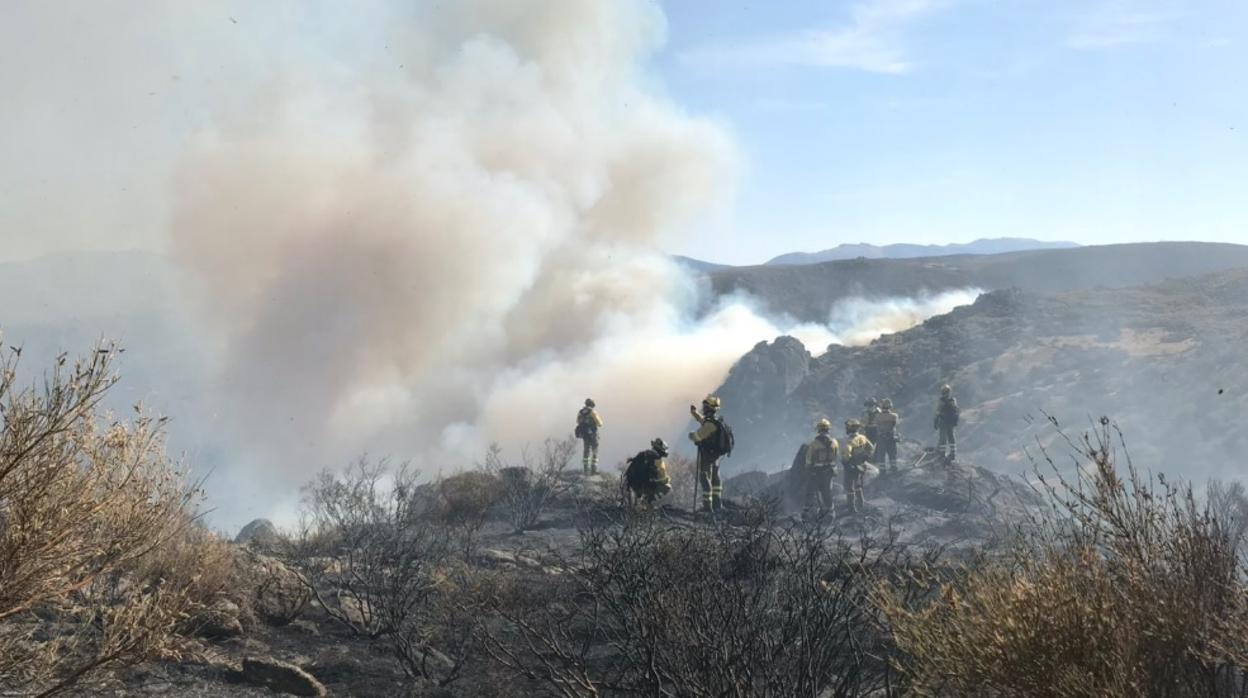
(712, 242, 1248, 324)
(766, 238, 1079, 266)
(671, 255, 731, 273)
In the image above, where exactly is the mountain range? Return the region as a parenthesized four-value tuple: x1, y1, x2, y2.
(765, 237, 1079, 266)
(707, 241, 1248, 324)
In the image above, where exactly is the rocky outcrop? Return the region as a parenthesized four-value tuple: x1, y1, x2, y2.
(726, 454, 1043, 547)
(713, 271, 1248, 487)
(235, 518, 281, 548)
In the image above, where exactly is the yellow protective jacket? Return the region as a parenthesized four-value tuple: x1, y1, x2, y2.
(842, 433, 875, 468)
(690, 418, 718, 446)
(654, 457, 671, 486)
(805, 434, 840, 469)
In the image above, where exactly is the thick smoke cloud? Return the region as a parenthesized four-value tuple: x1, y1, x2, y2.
(165, 1, 982, 524)
(172, 0, 734, 477)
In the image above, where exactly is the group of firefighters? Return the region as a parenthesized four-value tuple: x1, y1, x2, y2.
(575, 385, 961, 516)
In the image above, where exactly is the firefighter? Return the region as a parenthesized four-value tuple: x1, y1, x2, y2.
(575, 398, 603, 474)
(875, 398, 900, 471)
(624, 438, 672, 507)
(934, 385, 959, 463)
(841, 419, 874, 514)
(862, 398, 882, 464)
(689, 395, 731, 512)
(803, 418, 840, 515)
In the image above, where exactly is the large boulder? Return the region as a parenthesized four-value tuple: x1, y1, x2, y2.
(235, 518, 280, 548)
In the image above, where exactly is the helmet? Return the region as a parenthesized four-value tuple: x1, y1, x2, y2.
(845, 419, 862, 432)
(881, 398, 893, 409)
(650, 438, 669, 457)
(702, 395, 722, 410)
(940, 384, 952, 396)
(864, 397, 877, 407)
(816, 418, 832, 433)
(585, 398, 595, 408)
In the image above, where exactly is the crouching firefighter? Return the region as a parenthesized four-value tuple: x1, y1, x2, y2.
(842, 419, 875, 514)
(624, 438, 673, 508)
(575, 398, 603, 474)
(689, 395, 734, 513)
(804, 418, 840, 515)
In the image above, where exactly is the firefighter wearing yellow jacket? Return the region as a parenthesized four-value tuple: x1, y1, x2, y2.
(841, 419, 875, 514)
(575, 399, 604, 474)
(689, 395, 729, 512)
(625, 438, 673, 507)
(803, 418, 840, 514)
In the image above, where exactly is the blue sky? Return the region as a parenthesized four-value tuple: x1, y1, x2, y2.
(1, 0, 1245, 265)
(656, 0, 1248, 263)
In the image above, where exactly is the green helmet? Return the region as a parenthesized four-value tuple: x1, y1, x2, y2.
(881, 398, 893, 409)
(940, 384, 952, 397)
(845, 419, 862, 433)
(650, 438, 669, 457)
(585, 398, 595, 408)
(816, 418, 832, 433)
(702, 395, 722, 410)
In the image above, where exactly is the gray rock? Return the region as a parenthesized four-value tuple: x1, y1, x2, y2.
(239, 657, 327, 697)
(194, 599, 244, 640)
(235, 518, 280, 547)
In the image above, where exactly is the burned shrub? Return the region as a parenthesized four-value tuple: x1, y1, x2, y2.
(286, 458, 470, 687)
(478, 512, 918, 697)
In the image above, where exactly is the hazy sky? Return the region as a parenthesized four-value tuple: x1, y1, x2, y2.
(3, 0, 1246, 265)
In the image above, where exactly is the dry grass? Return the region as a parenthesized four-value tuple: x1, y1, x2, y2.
(0, 343, 213, 696)
(879, 418, 1248, 697)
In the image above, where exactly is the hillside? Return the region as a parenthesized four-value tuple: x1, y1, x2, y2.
(712, 267, 1248, 485)
(766, 237, 1078, 265)
(711, 241, 1248, 323)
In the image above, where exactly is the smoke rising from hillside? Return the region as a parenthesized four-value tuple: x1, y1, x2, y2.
(167, 1, 982, 509)
(824, 288, 984, 346)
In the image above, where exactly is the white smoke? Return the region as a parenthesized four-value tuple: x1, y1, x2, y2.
(158, 1, 982, 525)
(171, 0, 733, 478)
(823, 288, 984, 347)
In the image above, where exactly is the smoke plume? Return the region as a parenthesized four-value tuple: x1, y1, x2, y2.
(167, 1, 981, 521)
(171, 1, 730, 471)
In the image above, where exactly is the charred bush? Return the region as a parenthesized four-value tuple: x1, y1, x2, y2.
(477, 511, 921, 697)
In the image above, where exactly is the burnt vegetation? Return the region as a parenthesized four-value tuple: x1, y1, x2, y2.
(4, 345, 1248, 696)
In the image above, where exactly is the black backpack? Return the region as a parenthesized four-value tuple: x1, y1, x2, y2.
(575, 408, 597, 438)
(939, 398, 960, 427)
(702, 416, 735, 459)
(625, 451, 658, 490)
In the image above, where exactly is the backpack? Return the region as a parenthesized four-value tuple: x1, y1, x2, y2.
(939, 398, 960, 427)
(625, 451, 658, 491)
(809, 434, 837, 466)
(847, 434, 874, 468)
(575, 408, 597, 438)
(702, 416, 734, 459)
